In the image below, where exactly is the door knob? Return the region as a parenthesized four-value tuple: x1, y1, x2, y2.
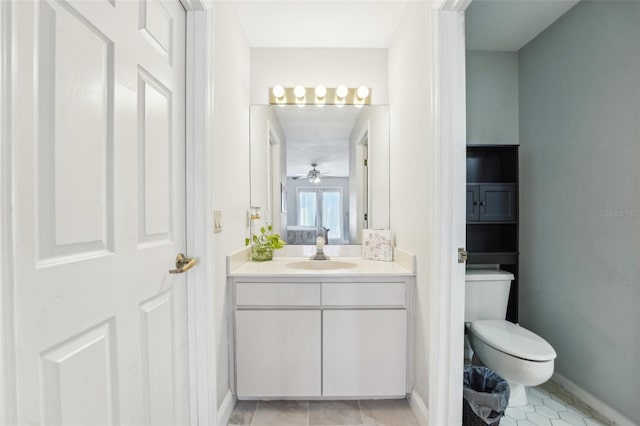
(169, 253, 197, 274)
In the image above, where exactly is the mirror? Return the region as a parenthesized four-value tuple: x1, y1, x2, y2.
(250, 105, 389, 245)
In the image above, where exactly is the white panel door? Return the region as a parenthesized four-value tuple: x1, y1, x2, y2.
(12, 0, 189, 424)
(235, 310, 322, 398)
(323, 310, 407, 397)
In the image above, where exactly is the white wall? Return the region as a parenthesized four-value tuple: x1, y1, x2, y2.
(465, 51, 519, 145)
(250, 48, 388, 104)
(388, 2, 434, 405)
(349, 106, 391, 242)
(518, 2, 640, 423)
(249, 105, 285, 226)
(211, 3, 251, 409)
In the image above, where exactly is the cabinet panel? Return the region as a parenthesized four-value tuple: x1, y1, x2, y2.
(466, 186, 480, 221)
(236, 282, 320, 306)
(479, 184, 516, 222)
(323, 310, 406, 397)
(235, 310, 321, 397)
(322, 283, 405, 306)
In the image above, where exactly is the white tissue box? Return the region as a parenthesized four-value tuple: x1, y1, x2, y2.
(362, 229, 394, 261)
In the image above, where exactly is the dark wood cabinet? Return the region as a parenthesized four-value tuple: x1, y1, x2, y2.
(466, 146, 519, 322)
(467, 184, 517, 222)
(466, 186, 480, 221)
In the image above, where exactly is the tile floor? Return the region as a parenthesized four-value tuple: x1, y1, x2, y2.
(227, 381, 614, 426)
(228, 399, 420, 426)
(500, 381, 613, 426)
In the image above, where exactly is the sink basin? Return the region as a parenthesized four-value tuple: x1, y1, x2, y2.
(285, 260, 358, 271)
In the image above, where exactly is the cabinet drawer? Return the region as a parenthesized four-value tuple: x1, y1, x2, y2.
(322, 283, 405, 306)
(236, 282, 320, 306)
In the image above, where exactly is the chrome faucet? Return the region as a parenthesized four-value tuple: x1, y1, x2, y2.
(310, 236, 330, 260)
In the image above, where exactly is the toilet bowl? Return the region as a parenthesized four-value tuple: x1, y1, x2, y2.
(465, 269, 557, 407)
(467, 320, 556, 406)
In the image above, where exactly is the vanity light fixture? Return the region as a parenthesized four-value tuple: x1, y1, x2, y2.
(268, 86, 371, 105)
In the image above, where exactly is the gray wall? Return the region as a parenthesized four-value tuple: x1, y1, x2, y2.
(466, 51, 519, 145)
(518, 2, 640, 423)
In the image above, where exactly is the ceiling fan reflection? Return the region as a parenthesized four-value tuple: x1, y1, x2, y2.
(291, 163, 330, 183)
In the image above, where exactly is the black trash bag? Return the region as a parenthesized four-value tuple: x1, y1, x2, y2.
(463, 366, 510, 425)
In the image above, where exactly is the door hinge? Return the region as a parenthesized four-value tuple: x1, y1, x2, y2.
(364, 158, 368, 167)
(458, 248, 468, 264)
(364, 213, 368, 221)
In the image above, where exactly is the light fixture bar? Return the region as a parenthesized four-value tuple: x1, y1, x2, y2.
(268, 86, 371, 105)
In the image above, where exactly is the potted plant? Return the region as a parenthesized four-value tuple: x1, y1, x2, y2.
(246, 225, 285, 261)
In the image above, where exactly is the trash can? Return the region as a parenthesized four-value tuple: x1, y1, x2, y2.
(463, 366, 510, 426)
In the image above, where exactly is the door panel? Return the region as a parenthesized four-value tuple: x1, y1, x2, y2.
(466, 185, 479, 222)
(138, 66, 173, 245)
(40, 320, 117, 425)
(235, 310, 321, 398)
(38, 0, 115, 263)
(140, 291, 176, 425)
(13, 0, 188, 423)
(480, 184, 516, 222)
(323, 309, 407, 397)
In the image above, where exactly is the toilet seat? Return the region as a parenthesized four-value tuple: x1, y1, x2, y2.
(470, 320, 556, 362)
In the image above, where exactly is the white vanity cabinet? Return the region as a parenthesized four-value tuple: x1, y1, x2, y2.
(235, 309, 321, 397)
(230, 275, 414, 400)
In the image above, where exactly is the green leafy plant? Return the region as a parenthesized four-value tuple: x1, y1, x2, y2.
(245, 225, 286, 249)
(246, 225, 285, 261)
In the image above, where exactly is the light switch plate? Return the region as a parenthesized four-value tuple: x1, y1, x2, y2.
(213, 210, 222, 233)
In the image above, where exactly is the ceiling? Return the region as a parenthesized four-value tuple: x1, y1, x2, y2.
(465, 0, 580, 51)
(274, 106, 363, 178)
(232, 1, 409, 48)
(232, 0, 579, 51)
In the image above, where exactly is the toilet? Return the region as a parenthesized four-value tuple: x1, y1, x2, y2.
(465, 269, 557, 407)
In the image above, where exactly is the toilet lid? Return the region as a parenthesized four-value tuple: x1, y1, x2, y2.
(470, 320, 557, 362)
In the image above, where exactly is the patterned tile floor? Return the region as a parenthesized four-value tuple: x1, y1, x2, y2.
(501, 380, 613, 426)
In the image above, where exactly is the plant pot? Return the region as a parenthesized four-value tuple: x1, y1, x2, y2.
(251, 245, 273, 261)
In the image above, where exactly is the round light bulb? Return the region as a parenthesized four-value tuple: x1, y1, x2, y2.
(357, 86, 370, 99)
(294, 85, 306, 99)
(272, 85, 285, 99)
(315, 85, 327, 98)
(336, 85, 348, 99)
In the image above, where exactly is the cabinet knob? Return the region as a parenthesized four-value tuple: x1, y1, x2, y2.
(479, 201, 486, 206)
(473, 201, 479, 206)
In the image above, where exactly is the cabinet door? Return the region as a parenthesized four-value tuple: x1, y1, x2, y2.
(323, 310, 407, 397)
(480, 184, 516, 221)
(235, 310, 321, 398)
(466, 185, 480, 221)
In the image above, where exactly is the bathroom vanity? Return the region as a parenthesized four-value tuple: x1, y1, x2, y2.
(227, 248, 416, 400)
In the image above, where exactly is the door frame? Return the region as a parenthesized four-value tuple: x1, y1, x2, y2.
(0, 2, 219, 425)
(0, 1, 17, 424)
(182, 2, 218, 426)
(429, 2, 469, 426)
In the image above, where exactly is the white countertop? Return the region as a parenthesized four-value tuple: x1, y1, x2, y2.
(228, 257, 414, 278)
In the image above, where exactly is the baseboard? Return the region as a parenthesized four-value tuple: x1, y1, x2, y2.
(552, 372, 636, 426)
(216, 390, 235, 426)
(409, 390, 429, 426)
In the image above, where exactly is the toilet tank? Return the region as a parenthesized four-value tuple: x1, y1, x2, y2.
(465, 269, 514, 322)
